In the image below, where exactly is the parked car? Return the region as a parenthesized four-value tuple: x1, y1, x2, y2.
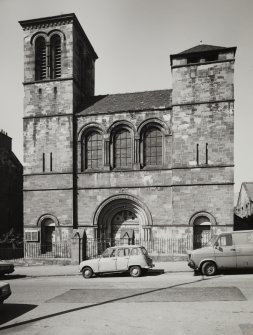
(0, 282, 11, 303)
(187, 230, 253, 276)
(0, 260, 15, 276)
(79, 245, 154, 278)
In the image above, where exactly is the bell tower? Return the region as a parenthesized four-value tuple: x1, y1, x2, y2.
(19, 14, 98, 244)
(170, 44, 236, 230)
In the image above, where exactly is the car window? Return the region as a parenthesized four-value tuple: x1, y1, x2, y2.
(141, 247, 148, 256)
(217, 234, 232, 247)
(102, 248, 115, 258)
(117, 249, 124, 257)
(131, 248, 140, 256)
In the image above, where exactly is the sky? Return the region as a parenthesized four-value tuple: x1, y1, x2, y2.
(0, 0, 252, 194)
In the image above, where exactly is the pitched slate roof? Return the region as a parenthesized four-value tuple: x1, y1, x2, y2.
(78, 89, 172, 116)
(178, 44, 226, 55)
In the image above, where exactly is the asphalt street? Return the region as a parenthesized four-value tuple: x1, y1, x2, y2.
(1, 269, 253, 335)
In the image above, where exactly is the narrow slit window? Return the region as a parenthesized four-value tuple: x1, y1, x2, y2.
(50, 152, 53, 171)
(206, 143, 208, 164)
(35, 37, 46, 80)
(42, 153, 45, 172)
(50, 35, 61, 79)
(196, 144, 199, 165)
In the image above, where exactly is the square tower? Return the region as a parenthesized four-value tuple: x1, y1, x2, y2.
(170, 44, 236, 245)
(19, 14, 97, 248)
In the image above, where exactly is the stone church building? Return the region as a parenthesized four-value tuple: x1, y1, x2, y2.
(19, 13, 236, 253)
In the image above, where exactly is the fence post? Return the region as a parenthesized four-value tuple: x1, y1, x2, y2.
(71, 233, 81, 264)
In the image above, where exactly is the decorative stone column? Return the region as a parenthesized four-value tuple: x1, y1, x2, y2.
(104, 138, 111, 171)
(134, 136, 141, 169)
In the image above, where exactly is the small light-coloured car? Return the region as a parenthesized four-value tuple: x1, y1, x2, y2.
(0, 282, 11, 303)
(79, 245, 154, 278)
(0, 260, 14, 276)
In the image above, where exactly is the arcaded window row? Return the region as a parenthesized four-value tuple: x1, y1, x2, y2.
(80, 121, 168, 171)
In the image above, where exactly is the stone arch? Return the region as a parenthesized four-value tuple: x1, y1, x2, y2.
(78, 122, 105, 141)
(137, 117, 171, 136)
(37, 214, 59, 227)
(189, 211, 216, 249)
(30, 32, 49, 45)
(93, 194, 152, 241)
(48, 29, 66, 41)
(107, 120, 136, 136)
(31, 30, 66, 45)
(189, 211, 216, 226)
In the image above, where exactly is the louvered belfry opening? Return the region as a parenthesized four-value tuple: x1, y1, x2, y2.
(50, 35, 61, 79)
(35, 36, 46, 80)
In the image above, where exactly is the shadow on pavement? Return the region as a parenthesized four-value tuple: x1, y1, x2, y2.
(0, 275, 219, 331)
(97, 269, 164, 278)
(0, 303, 37, 325)
(0, 275, 27, 280)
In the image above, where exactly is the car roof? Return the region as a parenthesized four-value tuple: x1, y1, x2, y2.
(108, 245, 142, 249)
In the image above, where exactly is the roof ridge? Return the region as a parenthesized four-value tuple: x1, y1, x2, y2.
(93, 89, 172, 97)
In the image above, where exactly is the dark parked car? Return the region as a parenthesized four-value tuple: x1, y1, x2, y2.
(0, 260, 14, 275)
(0, 282, 11, 303)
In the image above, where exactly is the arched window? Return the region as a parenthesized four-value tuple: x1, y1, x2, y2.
(113, 129, 132, 169)
(50, 35, 61, 79)
(35, 36, 46, 80)
(143, 127, 163, 166)
(84, 131, 103, 170)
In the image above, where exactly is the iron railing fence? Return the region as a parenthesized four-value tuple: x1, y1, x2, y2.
(84, 236, 196, 259)
(0, 234, 213, 261)
(25, 243, 71, 258)
(0, 243, 71, 261)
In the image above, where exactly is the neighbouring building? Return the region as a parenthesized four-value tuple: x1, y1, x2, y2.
(19, 13, 236, 256)
(234, 183, 253, 230)
(0, 131, 23, 237)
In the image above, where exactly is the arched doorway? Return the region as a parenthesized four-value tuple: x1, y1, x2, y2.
(38, 215, 58, 253)
(94, 194, 152, 245)
(190, 212, 216, 249)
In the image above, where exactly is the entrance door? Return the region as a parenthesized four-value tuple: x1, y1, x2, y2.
(111, 210, 139, 241)
(193, 225, 211, 249)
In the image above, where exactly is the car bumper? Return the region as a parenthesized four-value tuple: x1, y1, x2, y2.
(187, 260, 197, 270)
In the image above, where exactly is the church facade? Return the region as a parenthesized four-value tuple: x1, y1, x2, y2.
(19, 14, 236, 253)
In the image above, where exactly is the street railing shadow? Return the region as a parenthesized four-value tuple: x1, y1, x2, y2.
(0, 275, 219, 331)
(0, 304, 37, 325)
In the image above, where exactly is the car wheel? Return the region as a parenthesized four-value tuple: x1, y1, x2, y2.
(82, 267, 93, 279)
(130, 266, 141, 277)
(202, 262, 217, 276)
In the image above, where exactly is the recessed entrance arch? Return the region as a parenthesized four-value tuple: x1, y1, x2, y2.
(38, 214, 58, 253)
(93, 194, 152, 243)
(189, 212, 216, 249)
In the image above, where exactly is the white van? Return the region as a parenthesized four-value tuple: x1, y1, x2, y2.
(187, 230, 253, 276)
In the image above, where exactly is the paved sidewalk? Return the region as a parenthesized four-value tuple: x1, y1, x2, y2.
(12, 261, 192, 278)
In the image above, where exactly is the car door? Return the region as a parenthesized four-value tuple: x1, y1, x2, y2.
(233, 232, 253, 268)
(98, 248, 117, 272)
(214, 233, 237, 269)
(116, 247, 130, 271)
